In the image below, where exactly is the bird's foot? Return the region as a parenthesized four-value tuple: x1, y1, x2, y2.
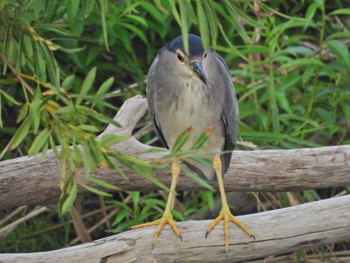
(131, 211, 182, 248)
(206, 208, 254, 255)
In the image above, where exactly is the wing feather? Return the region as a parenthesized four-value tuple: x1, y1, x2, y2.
(211, 51, 239, 176)
(146, 52, 169, 149)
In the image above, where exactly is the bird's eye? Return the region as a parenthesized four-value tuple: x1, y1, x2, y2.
(177, 53, 185, 62)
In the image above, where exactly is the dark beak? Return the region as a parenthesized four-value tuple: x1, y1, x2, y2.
(191, 61, 208, 85)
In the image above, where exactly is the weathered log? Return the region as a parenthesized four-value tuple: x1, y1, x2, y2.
(1, 96, 350, 210)
(1, 194, 350, 262)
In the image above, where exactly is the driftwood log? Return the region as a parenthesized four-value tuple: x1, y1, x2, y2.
(1, 96, 350, 209)
(1, 194, 350, 262)
(0, 95, 350, 262)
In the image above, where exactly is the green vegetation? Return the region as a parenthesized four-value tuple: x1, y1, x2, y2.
(0, 0, 349, 261)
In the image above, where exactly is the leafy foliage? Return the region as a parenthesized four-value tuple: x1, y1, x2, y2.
(0, 0, 349, 260)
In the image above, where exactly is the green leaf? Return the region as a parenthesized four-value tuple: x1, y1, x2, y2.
(278, 192, 291, 207)
(139, 2, 166, 24)
(120, 23, 149, 45)
(61, 182, 78, 214)
(280, 58, 326, 69)
(224, 0, 252, 43)
(315, 108, 334, 126)
(55, 104, 75, 115)
(169, 0, 181, 26)
(66, 0, 81, 27)
(10, 116, 32, 149)
(34, 42, 46, 82)
(172, 209, 184, 221)
(99, 0, 110, 51)
(203, 1, 218, 46)
(112, 209, 129, 226)
(115, 152, 169, 191)
(126, 14, 148, 27)
(28, 129, 51, 155)
(203, 191, 214, 210)
(50, 135, 59, 157)
(184, 0, 197, 24)
(130, 191, 140, 211)
(76, 67, 96, 105)
(100, 133, 130, 145)
(326, 32, 350, 41)
(223, 0, 262, 28)
(196, 0, 210, 49)
(82, 142, 94, 175)
(41, 140, 49, 161)
(58, 46, 85, 54)
(329, 8, 350, 16)
(241, 131, 287, 141)
(172, 127, 193, 152)
(0, 90, 21, 105)
(23, 34, 33, 58)
(88, 111, 121, 127)
(79, 182, 112, 197)
(85, 176, 120, 191)
(276, 92, 292, 113)
(29, 91, 42, 135)
(191, 127, 212, 150)
(179, 0, 189, 54)
(39, 42, 60, 87)
(284, 46, 314, 56)
(83, 0, 95, 17)
(87, 138, 101, 163)
(270, 19, 317, 40)
(96, 77, 114, 96)
(183, 167, 214, 191)
(304, 3, 318, 29)
(286, 137, 321, 147)
(8, 37, 18, 66)
(326, 40, 350, 70)
(62, 74, 76, 90)
(77, 124, 99, 133)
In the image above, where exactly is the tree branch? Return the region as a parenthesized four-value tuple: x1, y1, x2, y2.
(1, 95, 350, 210)
(1, 194, 350, 262)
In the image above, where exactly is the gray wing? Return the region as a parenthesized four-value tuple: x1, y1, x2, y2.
(211, 50, 239, 175)
(146, 51, 169, 149)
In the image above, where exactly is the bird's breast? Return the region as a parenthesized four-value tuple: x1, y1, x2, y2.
(155, 80, 224, 154)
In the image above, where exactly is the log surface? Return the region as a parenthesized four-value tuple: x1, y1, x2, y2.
(1, 194, 350, 262)
(0, 96, 350, 210)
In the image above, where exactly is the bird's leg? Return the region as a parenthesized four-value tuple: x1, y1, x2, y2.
(131, 160, 182, 248)
(206, 155, 254, 254)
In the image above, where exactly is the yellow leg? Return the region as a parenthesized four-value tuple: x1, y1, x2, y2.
(131, 160, 182, 248)
(206, 155, 255, 254)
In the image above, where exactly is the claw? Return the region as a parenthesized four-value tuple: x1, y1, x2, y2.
(131, 211, 182, 248)
(206, 208, 254, 254)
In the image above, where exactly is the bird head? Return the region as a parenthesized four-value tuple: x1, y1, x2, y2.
(166, 34, 208, 85)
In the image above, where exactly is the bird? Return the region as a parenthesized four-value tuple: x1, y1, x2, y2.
(131, 34, 254, 254)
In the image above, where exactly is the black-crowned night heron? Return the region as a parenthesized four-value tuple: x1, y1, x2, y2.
(132, 34, 254, 253)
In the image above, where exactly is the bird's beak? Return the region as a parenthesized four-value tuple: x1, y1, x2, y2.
(191, 61, 208, 85)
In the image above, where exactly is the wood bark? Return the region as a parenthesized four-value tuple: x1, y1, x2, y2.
(1, 96, 350, 210)
(1, 194, 350, 262)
